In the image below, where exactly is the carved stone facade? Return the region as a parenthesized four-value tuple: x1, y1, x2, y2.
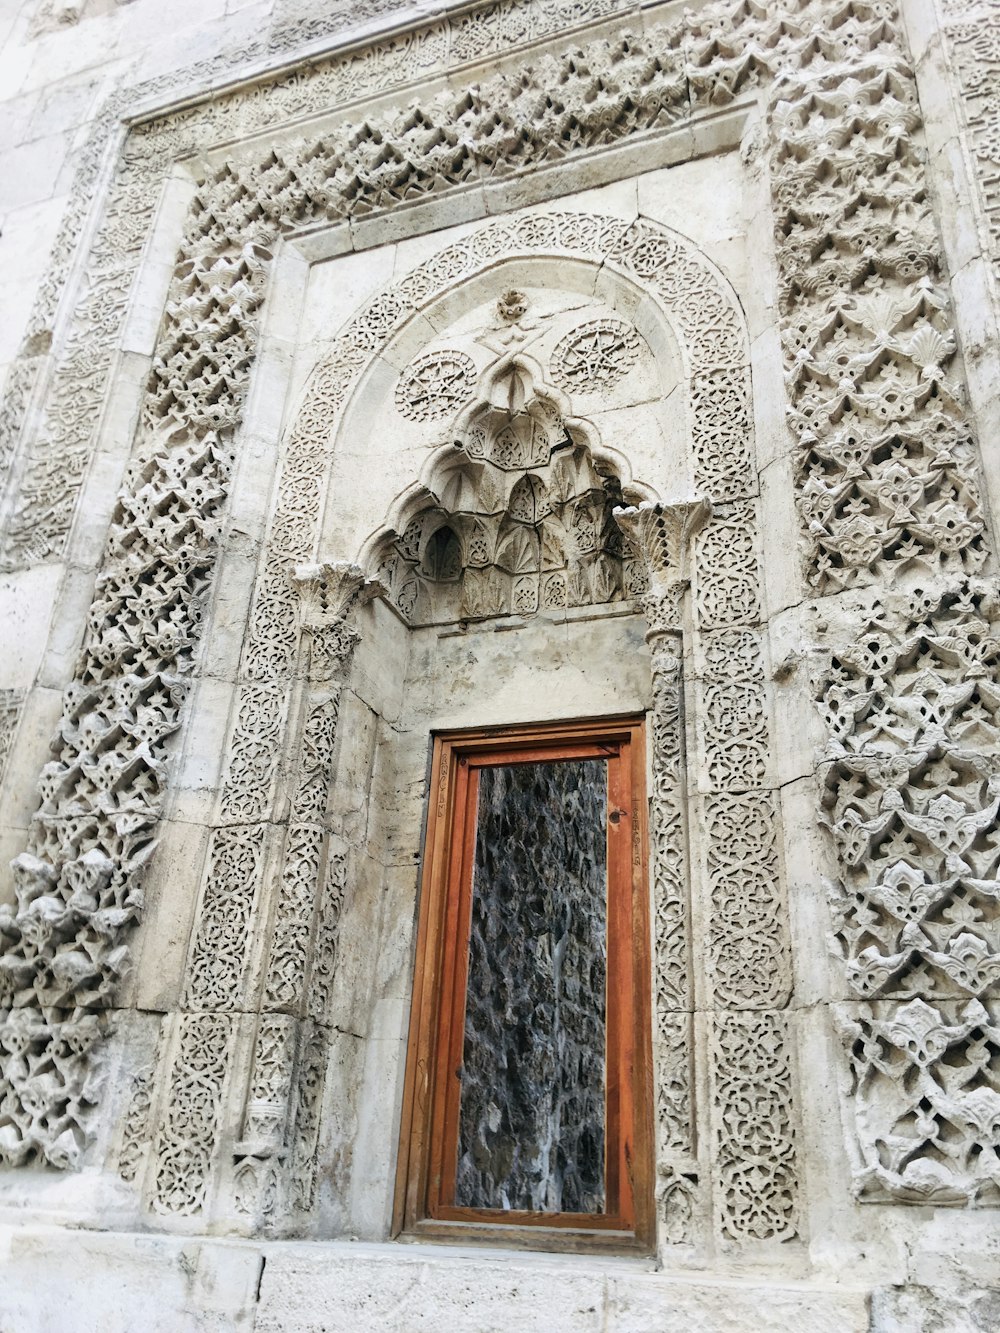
(0, 0, 998, 1328)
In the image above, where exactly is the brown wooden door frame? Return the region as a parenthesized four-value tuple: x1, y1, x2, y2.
(393, 715, 655, 1254)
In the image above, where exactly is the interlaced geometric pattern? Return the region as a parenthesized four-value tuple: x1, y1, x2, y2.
(0, 0, 992, 1238)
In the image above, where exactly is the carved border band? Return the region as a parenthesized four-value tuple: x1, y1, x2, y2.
(0, 0, 994, 1237)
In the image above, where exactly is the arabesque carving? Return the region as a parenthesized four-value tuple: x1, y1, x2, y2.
(616, 499, 708, 1234)
(820, 579, 1000, 1203)
(711, 1012, 798, 1241)
(0, 0, 991, 1241)
(395, 351, 478, 422)
(149, 562, 375, 1222)
(551, 319, 641, 392)
(0, 178, 800, 1245)
(943, 3, 1000, 298)
(0, 422, 223, 1166)
(2, 0, 633, 567)
(0, 690, 24, 786)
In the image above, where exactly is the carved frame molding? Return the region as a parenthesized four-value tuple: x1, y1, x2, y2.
(0, 0, 997, 1246)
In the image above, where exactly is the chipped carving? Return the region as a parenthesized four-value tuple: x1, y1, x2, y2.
(4, 0, 983, 1241)
(395, 351, 477, 422)
(551, 318, 641, 392)
(376, 356, 635, 626)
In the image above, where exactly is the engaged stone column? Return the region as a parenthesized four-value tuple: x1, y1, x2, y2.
(615, 498, 710, 1246)
(232, 561, 381, 1228)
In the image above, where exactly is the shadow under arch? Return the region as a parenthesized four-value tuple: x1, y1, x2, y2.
(357, 347, 661, 626)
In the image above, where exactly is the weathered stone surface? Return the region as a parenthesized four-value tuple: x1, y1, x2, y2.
(0, 0, 998, 1326)
(253, 1245, 871, 1333)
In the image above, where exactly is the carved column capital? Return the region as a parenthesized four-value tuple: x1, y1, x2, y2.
(615, 498, 710, 646)
(615, 498, 711, 591)
(290, 561, 383, 628)
(291, 561, 385, 682)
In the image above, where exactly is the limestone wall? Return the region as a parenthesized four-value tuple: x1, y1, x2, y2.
(0, 0, 999, 1329)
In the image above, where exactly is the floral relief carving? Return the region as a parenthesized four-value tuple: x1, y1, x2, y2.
(150, 1013, 233, 1216)
(701, 627, 770, 792)
(619, 490, 795, 1242)
(819, 580, 1000, 1203)
(305, 848, 348, 1026)
(615, 501, 710, 1229)
(218, 686, 287, 824)
(179, 564, 373, 1223)
(688, 370, 754, 504)
(240, 1013, 298, 1158)
(183, 826, 267, 1011)
(116, 1063, 156, 1184)
(694, 503, 762, 630)
(116, 1019, 166, 1185)
(0, 690, 25, 786)
(944, 5, 1000, 301)
(840, 998, 1000, 1206)
(280, 852, 351, 1215)
(710, 1012, 798, 1242)
(0, 167, 801, 1244)
(705, 792, 790, 1009)
(262, 826, 325, 1013)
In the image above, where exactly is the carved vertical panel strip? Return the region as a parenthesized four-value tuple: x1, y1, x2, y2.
(150, 1012, 234, 1216)
(648, 629, 694, 1144)
(695, 496, 798, 1244)
(648, 629, 699, 1244)
(2, 138, 180, 567)
(0, 358, 40, 492)
(694, 537, 797, 1243)
(655, 225, 801, 1242)
(616, 501, 710, 1245)
(0, 688, 25, 787)
(608, 207, 800, 1238)
(734, 0, 997, 1206)
(262, 825, 326, 1014)
(287, 850, 350, 1214)
(943, 2, 1000, 300)
(183, 826, 267, 1011)
(710, 1011, 798, 1242)
(703, 792, 790, 1011)
(233, 1013, 299, 1217)
(116, 1016, 166, 1185)
(227, 569, 369, 1226)
(288, 1020, 329, 1213)
(218, 686, 288, 825)
(152, 683, 300, 1217)
(818, 580, 1000, 1203)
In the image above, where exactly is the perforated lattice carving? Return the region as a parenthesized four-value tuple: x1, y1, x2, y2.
(0, 0, 992, 1239)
